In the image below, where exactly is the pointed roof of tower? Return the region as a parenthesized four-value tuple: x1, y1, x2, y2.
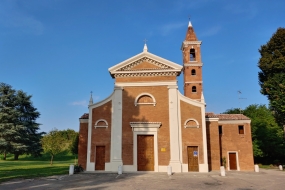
(185, 20, 198, 41)
(89, 91, 93, 105)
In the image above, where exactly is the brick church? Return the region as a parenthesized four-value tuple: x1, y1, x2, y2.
(78, 21, 254, 172)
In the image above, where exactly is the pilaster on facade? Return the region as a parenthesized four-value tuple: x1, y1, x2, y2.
(110, 87, 123, 171)
(86, 107, 94, 171)
(168, 85, 182, 172)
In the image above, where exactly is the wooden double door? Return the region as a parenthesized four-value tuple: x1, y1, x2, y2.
(137, 135, 154, 171)
(187, 146, 199, 172)
(95, 146, 105, 170)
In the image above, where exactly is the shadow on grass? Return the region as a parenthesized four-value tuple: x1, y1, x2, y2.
(0, 162, 72, 183)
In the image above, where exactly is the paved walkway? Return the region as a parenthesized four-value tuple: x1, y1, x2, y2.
(1, 169, 285, 190)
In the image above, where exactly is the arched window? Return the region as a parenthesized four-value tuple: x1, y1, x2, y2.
(134, 93, 156, 106)
(192, 86, 197, 93)
(184, 118, 200, 128)
(190, 49, 196, 61)
(94, 119, 108, 129)
(191, 69, 196, 75)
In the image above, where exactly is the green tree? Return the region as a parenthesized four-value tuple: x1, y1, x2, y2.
(41, 129, 64, 165)
(258, 28, 285, 125)
(70, 133, 79, 155)
(0, 83, 43, 160)
(224, 104, 285, 163)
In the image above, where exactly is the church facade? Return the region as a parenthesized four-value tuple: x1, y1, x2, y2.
(78, 22, 254, 172)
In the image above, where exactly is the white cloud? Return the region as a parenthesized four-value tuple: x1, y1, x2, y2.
(224, 2, 258, 19)
(0, 0, 44, 35)
(70, 101, 88, 107)
(200, 26, 221, 37)
(160, 22, 185, 36)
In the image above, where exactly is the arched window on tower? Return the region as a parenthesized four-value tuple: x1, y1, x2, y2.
(190, 48, 196, 61)
(191, 69, 196, 75)
(192, 86, 197, 93)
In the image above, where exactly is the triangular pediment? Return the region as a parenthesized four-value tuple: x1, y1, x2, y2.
(130, 61, 161, 70)
(108, 51, 182, 78)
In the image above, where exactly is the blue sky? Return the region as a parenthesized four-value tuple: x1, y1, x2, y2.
(1, 0, 284, 132)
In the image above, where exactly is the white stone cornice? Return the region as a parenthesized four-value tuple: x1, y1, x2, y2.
(114, 71, 180, 78)
(109, 52, 182, 77)
(184, 81, 203, 84)
(167, 85, 178, 89)
(117, 57, 173, 71)
(206, 118, 219, 122)
(79, 118, 88, 123)
(115, 81, 177, 87)
(130, 122, 162, 131)
(184, 63, 203, 67)
(218, 120, 251, 124)
(182, 41, 202, 45)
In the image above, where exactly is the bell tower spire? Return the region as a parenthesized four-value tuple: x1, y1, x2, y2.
(181, 20, 203, 101)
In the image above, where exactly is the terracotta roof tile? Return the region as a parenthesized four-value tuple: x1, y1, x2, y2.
(80, 113, 89, 119)
(205, 112, 250, 120)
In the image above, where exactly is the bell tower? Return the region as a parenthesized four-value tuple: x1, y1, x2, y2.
(181, 21, 204, 101)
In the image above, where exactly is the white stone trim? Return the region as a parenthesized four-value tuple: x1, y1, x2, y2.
(79, 118, 88, 123)
(86, 103, 94, 171)
(134, 93, 156, 107)
(185, 81, 203, 84)
(178, 91, 206, 107)
(227, 151, 240, 171)
(218, 120, 251, 124)
(89, 91, 114, 109)
(168, 86, 182, 172)
(129, 122, 160, 172)
(184, 118, 200, 128)
(206, 118, 219, 122)
(94, 119, 108, 129)
(115, 81, 177, 87)
(109, 87, 123, 171)
(108, 51, 182, 75)
(130, 122, 161, 130)
(182, 41, 202, 45)
(114, 71, 180, 78)
(184, 63, 203, 67)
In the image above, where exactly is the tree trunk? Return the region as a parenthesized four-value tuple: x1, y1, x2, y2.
(3, 151, 6, 160)
(50, 154, 53, 165)
(14, 153, 19, 160)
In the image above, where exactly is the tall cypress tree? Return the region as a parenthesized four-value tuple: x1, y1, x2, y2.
(0, 83, 43, 160)
(258, 27, 285, 126)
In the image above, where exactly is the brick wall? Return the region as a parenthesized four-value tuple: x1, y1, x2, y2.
(206, 120, 221, 171)
(180, 100, 204, 164)
(122, 86, 170, 165)
(78, 122, 88, 170)
(220, 122, 254, 171)
(90, 101, 112, 164)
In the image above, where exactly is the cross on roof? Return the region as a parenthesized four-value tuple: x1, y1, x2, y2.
(144, 39, 148, 44)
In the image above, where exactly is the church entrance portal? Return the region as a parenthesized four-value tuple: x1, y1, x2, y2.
(137, 135, 154, 171)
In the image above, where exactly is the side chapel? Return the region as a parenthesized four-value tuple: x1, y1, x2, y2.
(78, 21, 254, 172)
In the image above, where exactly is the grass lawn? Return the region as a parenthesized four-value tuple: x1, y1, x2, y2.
(0, 152, 76, 183)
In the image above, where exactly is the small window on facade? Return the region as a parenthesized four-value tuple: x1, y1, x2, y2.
(219, 125, 223, 135)
(192, 86, 197, 93)
(238, 125, 244, 134)
(190, 49, 196, 61)
(191, 69, 196, 75)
